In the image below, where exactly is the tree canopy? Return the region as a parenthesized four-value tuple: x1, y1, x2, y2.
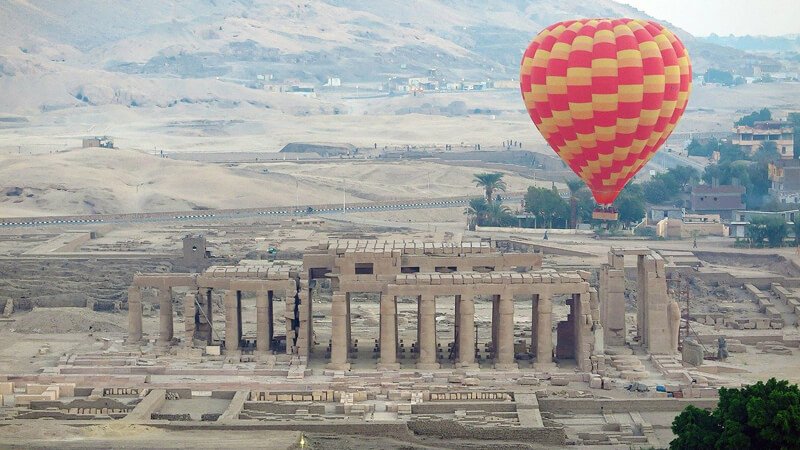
(735, 108, 772, 127)
(613, 184, 646, 226)
(524, 186, 568, 228)
(703, 160, 770, 210)
(642, 166, 698, 205)
(671, 378, 800, 450)
(747, 215, 788, 247)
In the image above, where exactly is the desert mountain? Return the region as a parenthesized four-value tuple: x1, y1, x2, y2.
(0, 0, 757, 114)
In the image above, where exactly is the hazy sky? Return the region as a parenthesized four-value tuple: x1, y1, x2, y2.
(619, 0, 800, 36)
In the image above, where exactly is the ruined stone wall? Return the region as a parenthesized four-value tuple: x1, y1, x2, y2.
(406, 419, 566, 444)
(539, 398, 717, 414)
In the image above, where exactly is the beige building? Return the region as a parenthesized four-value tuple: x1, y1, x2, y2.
(732, 121, 794, 159)
(656, 214, 726, 239)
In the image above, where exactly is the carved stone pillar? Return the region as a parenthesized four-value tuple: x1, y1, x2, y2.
(256, 291, 271, 353)
(127, 286, 142, 344)
(224, 290, 240, 351)
(327, 293, 350, 370)
(535, 290, 554, 369)
(416, 294, 439, 369)
(457, 295, 478, 368)
(157, 287, 173, 346)
(378, 294, 400, 370)
(495, 294, 517, 370)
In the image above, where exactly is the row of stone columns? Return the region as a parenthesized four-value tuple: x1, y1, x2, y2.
(127, 286, 275, 353)
(327, 291, 557, 370)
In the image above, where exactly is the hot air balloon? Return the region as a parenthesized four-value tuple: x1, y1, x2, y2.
(520, 19, 691, 220)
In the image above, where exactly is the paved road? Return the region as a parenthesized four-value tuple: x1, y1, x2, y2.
(0, 194, 525, 229)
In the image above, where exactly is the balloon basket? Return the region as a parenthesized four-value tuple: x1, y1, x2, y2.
(592, 208, 619, 221)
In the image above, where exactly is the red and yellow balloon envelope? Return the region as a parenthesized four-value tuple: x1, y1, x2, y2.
(520, 19, 691, 219)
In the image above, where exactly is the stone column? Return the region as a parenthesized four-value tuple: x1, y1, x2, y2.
(457, 295, 478, 368)
(535, 290, 554, 369)
(256, 291, 271, 353)
(157, 287, 173, 346)
(417, 294, 439, 369)
(495, 294, 517, 370)
(183, 291, 197, 347)
(327, 293, 350, 370)
(600, 251, 627, 346)
(491, 295, 499, 356)
(531, 294, 539, 356)
(127, 286, 143, 344)
(224, 290, 240, 351)
(378, 294, 400, 370)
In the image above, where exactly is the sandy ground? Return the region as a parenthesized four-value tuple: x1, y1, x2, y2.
(0, 422, 305, 449)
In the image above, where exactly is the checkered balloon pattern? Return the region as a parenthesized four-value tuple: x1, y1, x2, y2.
(520, 19, 692, 205)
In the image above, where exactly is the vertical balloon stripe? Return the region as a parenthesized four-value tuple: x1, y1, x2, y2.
(520, 18, 691, 205)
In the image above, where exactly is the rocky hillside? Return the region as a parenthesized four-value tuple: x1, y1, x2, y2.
(0, 0, 757, 114)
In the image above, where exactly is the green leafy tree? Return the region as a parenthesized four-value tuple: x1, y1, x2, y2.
(670, 405, 722, 450)
(473, 172, 506, 205)
(748, 216, 787, 247)
(702, 159, 770, 210)
(754, 141, 780, 163)
(524, 186, 568, 228)
(687, 138, 714, 157)
(643, 178, 669, 204)
(565, 179, 585, 228)
(705, 68, 735, 86)
(641, 166, 698, 205)
(669, 165, 700, 189)
(671, 378, 800, 450)
(574, 188, 596, 224)
(718, 141, 748, 163)
(613, 184, 645, 226)
(735, 108, 772, 127)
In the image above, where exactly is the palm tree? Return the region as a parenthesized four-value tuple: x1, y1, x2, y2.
(473, 172, 507, 204)
(565, 179, 585, 229)
(465, 197, 489, 229)
(485, 202, 512, 226)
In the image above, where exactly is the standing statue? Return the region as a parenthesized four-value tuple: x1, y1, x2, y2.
(668, 301, 681, 354)
(717, 336, 729, 361)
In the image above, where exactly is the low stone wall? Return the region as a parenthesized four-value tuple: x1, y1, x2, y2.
(153, 421, 415, 440)
(407, 418, 566, 444)
(412, 402, 516, 414)
(13, 295, 89, 310)
(539, 398, 717, 414)
(243, 402, 326, 415)
(152, 413, 192, 421)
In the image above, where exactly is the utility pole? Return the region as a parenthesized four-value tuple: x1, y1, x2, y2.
(342, 177, 346, 214)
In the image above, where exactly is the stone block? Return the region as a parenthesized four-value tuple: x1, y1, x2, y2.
(621, 371, 647, 380)
(0, 382, 12, 395)
(550, 376, 570, 386)
(14, 394, 48, 406)
(601, 377, 613, 390)
(727, 343, 746, 353)
(43, 386, 59, 400)
(589, 376, 603, 389)
(756, 318, 772, 329)
(26, 384, 50, 395)
(205, 345, 221, 356)
(55, 383, 76, 397)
